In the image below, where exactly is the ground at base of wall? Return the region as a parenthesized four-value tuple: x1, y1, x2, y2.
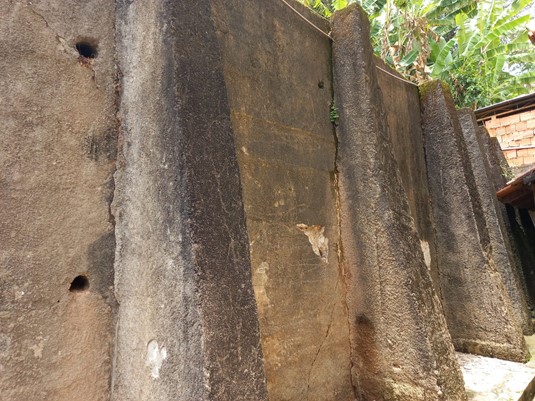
(460, 334, 535, 401)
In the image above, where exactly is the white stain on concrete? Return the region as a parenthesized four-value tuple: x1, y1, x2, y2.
(253, 262, 271, 314)
(29, 337, 44, 359)
(146, 339, 167, 379)
(296, 224, 329, 263)
(420, 240, 431, 268)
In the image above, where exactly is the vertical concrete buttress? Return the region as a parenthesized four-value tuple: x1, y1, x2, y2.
(420, 81, 528, 362)
(112, 1, 268, 400)
(478, 129, 535, 312)
(332, 5, 466, 401)
(458, 109, 533, 335)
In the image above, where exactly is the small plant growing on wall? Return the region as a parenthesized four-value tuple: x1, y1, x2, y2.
(500, 160, 515, 182)
(330, 103, 339, 125)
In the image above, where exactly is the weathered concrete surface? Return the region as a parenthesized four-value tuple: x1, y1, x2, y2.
(212, 2, 354, 400)
(332, 6, 466, 400)
(0, 1, 117, 400)
(480, 131, 535, 313)
(458, 109, 532, 335)
(112, 1, 267, 400)
(420, 81, 528, 362)
(509, 207, 535, 313)
(375, 58, 441, 299)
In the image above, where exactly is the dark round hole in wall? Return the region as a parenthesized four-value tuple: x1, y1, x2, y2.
(76, 42, 98, 59)
(318, 80, 325, 89)
(69, 275, 90, 292)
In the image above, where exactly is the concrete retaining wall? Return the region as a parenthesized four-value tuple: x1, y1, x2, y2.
(332, 6, 465, 400)
(458, 109, 532, 335)
(420, 81, 528, 362)
(212, 2, 354, 400)
(112, 1, 267, 400)
(1, 2, 117, 400)
(2, 2, 532, 401)
(375, 58, 441, 299)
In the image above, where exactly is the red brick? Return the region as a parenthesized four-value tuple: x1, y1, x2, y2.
(496, 116, 508, 127)
(519, 130, 533, 139)
(508, 156, 523, 166)
(527, 119, 535, 129)
(508, 114, 521, 124)
(523, 155, 535, 165)
(518, 148, 531, 157)
(504, 149, 518, 158)
(515, 122, 528, 131)
(520, 137, 532, 146)
(520, 111, 532, 121)
(496, 127, 506, 136)
(505, 125, 516, 134)
(485, 118, 497, 128)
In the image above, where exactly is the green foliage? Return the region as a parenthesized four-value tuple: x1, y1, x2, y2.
(298, 0, 535, 108)
(330, 103, 339, 124)
(500, 160, 515, 182)
(429, 0, 535, 108)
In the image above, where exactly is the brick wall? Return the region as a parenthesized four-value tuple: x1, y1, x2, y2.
(484, 109, 535, 172)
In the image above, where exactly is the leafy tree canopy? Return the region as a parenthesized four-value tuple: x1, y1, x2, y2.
(299, 0, 535, 108)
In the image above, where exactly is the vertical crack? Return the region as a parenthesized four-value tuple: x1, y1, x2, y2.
(332, 163, 359, 400)
(304, 279, 339, 400)
(330, 84, 359, 401)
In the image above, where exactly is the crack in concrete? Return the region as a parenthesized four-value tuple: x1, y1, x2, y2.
(27, 6, 105, 92)
(26, 6, 70, 54)
(304, 279, 339, 400)
(331, 111, 360, 400)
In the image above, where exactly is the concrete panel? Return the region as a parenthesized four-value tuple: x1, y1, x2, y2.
(0, 2, 116, 400)
(212, 2, 354, 400)
(112, 1, 267, 400)
(332, 6, 466, 401)
(420, 81, 528, 362)
(458, 109, 532, 335)
(375, 58, 441, 300)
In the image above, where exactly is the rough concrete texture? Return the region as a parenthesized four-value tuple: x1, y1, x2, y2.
(420, 81, 528, 362)
(0, 2, 117, 400)
(458, 109, 532, 335)
(332, 5, 466, 400)
(477, 130, 534, 310)
(212, 1, 354, 400)
(509, 207, 535, 313)
(112, 1, 267, 400)
(480, 131, 535, 312)
(375, 58, 441, 299)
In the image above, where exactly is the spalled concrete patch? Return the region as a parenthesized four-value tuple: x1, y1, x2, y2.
(296, 224, 329, 263)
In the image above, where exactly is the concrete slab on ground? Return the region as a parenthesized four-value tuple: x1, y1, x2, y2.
(459, 335, 535, 401)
